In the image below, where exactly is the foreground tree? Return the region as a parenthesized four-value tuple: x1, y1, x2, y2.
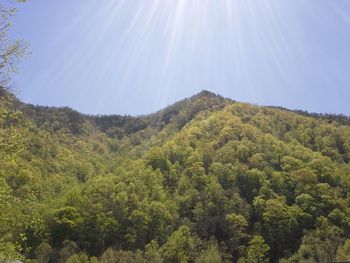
(0, 1, 29, 261)
(0, 0, 27, 85)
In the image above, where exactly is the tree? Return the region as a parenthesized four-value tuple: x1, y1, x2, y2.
(0, 5, 28, 259)
(245, 235, 270, 263)
(99, 248, 138, 263)
(145, 147, 170, 173)
(225, 213, 249, 260)
(0, 0, 28, 85)
(0, 101, 30, 259)
(336, 239, 350, 262)
(236, 169, 266, 202)
(285, 217, 343, 263)
(261, 198, 304, 260)
(58, 240, 79, 263)
(195, 242, 225, 263)
(0, 0, 28, 177)
(35, 242, 53, 263)
(66, 252, 98, 263)
(161, 226, 200, 263)
(144, 240, 163, 263)
(49, 207, 83, 246)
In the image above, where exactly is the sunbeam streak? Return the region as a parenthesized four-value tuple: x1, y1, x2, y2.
(11, 0, 350, 115)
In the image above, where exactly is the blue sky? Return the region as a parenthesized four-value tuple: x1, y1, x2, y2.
(9, 0, 350, 115)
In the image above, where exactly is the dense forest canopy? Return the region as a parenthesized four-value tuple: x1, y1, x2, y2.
(1, 88, 350, 263)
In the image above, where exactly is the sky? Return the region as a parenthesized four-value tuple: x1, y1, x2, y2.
(8, 0, 350, 116)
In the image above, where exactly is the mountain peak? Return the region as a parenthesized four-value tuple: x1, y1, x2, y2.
(194, 90, 218, 98)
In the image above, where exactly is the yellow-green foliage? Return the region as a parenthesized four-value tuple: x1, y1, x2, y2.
(1, 91, 350, 262)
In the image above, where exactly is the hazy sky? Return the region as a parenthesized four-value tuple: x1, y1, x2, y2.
(9, 0, 350, 115)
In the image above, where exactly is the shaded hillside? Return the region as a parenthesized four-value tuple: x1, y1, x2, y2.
(11, 90, 227, 138)
(90, 90, 228, 136)
(1, 89, 350, 263)
(10, 87, 349, 138)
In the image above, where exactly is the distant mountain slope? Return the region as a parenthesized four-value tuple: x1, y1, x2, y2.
(7, 87, 350, 137)
(90, 90, 228, 134)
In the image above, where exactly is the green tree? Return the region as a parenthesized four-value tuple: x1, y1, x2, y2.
(161, 226, 200, 263)
(261, 198, 304, 260)
(225, 213, 249, 260)
(35, 242, 53, 263)
(195, 242, 225, 263)
(286, 217, 343, 263)
(144, 240, 163, 263)
(66, 252, 98, 263)
(0, 0, 27, 85)
(49, 207, 83, 246)
(245, 235, 270, 263)
(0, 2, 28, 258)
(336, 239, 350, 262)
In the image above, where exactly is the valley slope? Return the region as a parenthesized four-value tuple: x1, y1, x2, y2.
(1, 89, 350, 262)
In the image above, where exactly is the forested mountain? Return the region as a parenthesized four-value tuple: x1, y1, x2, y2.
(1, 89, 350, 263)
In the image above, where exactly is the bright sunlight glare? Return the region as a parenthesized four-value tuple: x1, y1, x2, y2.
(11, 0, 350, 115)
